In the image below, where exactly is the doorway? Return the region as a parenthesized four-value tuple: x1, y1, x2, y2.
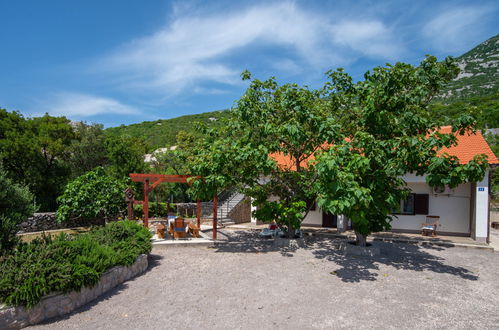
(322, 211, 337, 228)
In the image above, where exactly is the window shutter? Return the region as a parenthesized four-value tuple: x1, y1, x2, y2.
(414, 194, 429, 215)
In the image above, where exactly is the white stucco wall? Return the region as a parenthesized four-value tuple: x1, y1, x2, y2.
(262, 170, 489, 239)
(302, 172, 475, 235)
(302, 208, 322, 226)
(390, 182, 471, 234)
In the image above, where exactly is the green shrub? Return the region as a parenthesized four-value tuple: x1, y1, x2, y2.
(57, 167, 128, 222)
(0, 220, 151, 308)
(0, 168, 36, 255)
(132, 202, 175, 219)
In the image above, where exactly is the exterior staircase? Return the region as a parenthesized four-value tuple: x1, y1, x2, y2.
(215, 190, 246, 225)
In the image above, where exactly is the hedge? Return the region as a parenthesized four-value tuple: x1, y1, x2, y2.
(0, 220, 152, 308)
(132, 202, 175, 219)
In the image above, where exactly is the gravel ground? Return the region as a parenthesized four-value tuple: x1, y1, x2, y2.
(31, 229, 499, 330)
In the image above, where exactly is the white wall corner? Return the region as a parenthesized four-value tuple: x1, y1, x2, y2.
(473, 169, 489, 242)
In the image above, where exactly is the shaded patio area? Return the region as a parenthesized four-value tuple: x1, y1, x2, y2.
(225, 223, 493, 250)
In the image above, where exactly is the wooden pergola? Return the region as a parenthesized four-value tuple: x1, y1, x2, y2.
(129, 173, 218, 240)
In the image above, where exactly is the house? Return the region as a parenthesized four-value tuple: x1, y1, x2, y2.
(250, 126, 498, 242)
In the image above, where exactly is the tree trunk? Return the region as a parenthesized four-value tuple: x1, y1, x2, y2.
(287, 221, 294, 238)
(355, 231, 367, 247)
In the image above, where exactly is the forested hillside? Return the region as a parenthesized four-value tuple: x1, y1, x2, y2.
(105, 109, 230, 151)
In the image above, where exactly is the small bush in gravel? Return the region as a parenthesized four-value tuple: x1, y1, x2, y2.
(0, 220, 151, 308)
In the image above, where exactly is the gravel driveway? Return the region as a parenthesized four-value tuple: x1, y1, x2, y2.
(31, 229, 499, 330)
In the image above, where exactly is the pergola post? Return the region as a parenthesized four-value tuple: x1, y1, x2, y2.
(143, 179, 149, 228)
(213, 194, 218, 240)
(129, 174, 204, 231)
(197, 200, 201, 228)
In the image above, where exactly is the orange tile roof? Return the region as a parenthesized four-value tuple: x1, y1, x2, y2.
(437, 126, 498, 164)
(270, 126, 498, 169)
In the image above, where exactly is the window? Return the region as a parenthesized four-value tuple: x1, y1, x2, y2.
(392, 193, 429, 215)
(401, 194, 415, 214)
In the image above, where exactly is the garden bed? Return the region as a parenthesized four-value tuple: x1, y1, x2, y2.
(0, 254, 148, 329)
(0, 221, 152, 310)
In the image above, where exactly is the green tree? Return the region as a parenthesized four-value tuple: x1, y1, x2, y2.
(105, 136, 147, 179)
(0, 166, 36, 254)
(315, 56, 488, 245)
(68, 122, 108, 177)
(56, 167, 128, 222)
(30, 114, 75, 210)
(0, 110, 74, 211)
(187, 71, 337, 236)
(187, 57, 489, 244)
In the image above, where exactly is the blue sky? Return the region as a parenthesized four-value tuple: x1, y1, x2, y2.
(0, 0, 497, 127)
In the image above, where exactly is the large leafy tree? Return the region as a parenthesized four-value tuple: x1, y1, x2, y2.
(187, 57, 489, 244)
(30, 114, 75, 209)
(104, 135, 147, 179)
(0, 110, 74, 211)
(187, 72, 338, 236)
(315, 56, 488, 245)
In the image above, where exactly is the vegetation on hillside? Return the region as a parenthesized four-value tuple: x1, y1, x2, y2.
(104, 109, 230, 151)
(0, 110, 147, 211)
(430, 92, 499, 129)
(437, 34, 498, 102)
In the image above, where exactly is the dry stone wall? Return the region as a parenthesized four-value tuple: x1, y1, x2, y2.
(228, 197, 251, 224)
(17, 213, 106, 234)
(0, 254, 148, 329)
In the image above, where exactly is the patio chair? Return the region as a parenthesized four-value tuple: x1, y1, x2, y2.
(421, 215, 440, 237)
(173, 218, 187, 239)
(188, 222, 201, 238)
(259, 222, 283, 238)
(156, 223, 166, 239)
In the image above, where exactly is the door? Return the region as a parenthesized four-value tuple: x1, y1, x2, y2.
(322, 211, 337, 228)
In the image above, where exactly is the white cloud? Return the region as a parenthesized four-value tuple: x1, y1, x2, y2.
(96, 2, 401, 97)
(331, 20, 401, 59)
(423, 6, 492, 52)
(41, 92, 139, 118)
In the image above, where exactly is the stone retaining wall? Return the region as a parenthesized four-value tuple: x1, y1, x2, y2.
(0, 254, 148, 329)
(17, 213, 106, 234)
(228, 197, 252, 224)
(175, 202, 213, 217)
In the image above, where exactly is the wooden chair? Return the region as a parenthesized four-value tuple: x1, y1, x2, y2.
(173, 218, 187, 239)
(188, 222, 201, 238)
(422, 215, 440, 237)
(156, 223, 166, 239)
